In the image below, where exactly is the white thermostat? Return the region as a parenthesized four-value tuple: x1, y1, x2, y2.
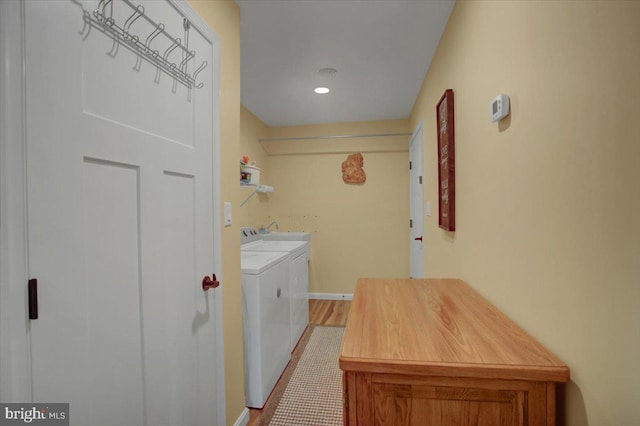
(490, 94, 510, 122)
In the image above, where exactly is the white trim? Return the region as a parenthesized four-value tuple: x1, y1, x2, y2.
(308, 293, 354, 301)
(169, 2, 226, 425)
(232, 408, 250, 426)
(170, 0, 216, 42)
(0, 0, 32, 403)
(210, 41, 227, 426)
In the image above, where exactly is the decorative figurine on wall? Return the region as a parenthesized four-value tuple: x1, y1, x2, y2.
(342, 152, 366, 184)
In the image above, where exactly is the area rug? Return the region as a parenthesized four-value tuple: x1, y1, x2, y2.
(257, 325, 345, 426)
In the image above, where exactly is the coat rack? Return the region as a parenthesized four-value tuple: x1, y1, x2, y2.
(80, 0, 208, 92)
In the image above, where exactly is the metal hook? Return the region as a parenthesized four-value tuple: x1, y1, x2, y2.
(78, 11, 92, 40)
(193, 60, 207, 89)
(130, 33, 142, 71)
(145, 23, 164, 50)
(107, 33, 119, 57)
(133, 52, 142, 71)
(169, 63, 179, 81)
(93, 0, 112, 23)
(163, 38, 181, 62)
(170, 63, 179, 93)
(93, 0, 105, 22)
(179, 50, 196, 72)
(123, 5, 144, 41)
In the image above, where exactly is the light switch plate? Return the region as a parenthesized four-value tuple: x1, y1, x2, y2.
(224, 202, 232, 226)
(426, 201, 432, 217)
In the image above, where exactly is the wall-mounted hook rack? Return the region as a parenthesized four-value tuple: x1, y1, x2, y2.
(82, 0, 208, 91)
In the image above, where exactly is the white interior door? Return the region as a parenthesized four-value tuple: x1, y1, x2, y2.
(25, 1, 219, 425)
(409, 123, 425, 278)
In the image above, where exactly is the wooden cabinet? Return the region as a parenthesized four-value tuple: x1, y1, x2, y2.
(339, 279, 569, 426)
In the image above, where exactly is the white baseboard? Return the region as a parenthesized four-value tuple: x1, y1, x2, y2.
(232, 408, 249, 426)
(309, 293, 353, 301)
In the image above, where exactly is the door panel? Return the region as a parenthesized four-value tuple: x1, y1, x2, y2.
(163, 172, 199, 425)
(25, 1, 217, 425)
(83, 159, 144, 423)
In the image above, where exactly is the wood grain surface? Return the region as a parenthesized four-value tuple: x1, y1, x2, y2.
(309, 299, 352, 326)
(339, 278, 569, 382)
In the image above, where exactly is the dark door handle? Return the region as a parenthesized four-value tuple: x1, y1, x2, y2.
(414, 236, 423, 241)
(202, 274, 220, 291)
(29, 278, 38, 319)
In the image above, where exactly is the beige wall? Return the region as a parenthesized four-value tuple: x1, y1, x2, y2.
(410, 1, 640, 424)
(185, 2, 244, 425)
(264, 120, 411, 294)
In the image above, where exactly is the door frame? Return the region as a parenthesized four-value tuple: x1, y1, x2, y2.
(0, 0, 31, 404)
(409, 121, 425, 278)
(0, 2, 226, 424)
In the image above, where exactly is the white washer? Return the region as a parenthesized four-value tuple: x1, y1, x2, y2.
(241, 250, 291, 409)
(242, 238, 310, 351)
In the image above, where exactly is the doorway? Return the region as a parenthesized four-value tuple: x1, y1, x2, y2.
(409, 122, 425, 278)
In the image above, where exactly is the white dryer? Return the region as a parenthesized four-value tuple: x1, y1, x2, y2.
(240, 250, 291, 409)
(242, 237, 310, 352)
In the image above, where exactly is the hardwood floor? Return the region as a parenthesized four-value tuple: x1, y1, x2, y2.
(308, 298, 352, 326)
(246, 299, 351, 426)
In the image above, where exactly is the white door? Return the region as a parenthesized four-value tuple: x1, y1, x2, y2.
(409, 123, 425, 278)
(25, 1, 219, 425)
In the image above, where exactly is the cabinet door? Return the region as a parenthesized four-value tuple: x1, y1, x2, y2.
(352, 374, 547, 426)
(373, 383, 524, 426)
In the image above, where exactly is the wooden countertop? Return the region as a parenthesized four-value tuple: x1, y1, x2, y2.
(339, 278, 569, 382)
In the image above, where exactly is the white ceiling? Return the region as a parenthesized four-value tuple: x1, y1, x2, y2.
(238, 0, 455, 127)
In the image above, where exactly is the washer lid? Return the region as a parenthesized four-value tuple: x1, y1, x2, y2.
(241, 250, 288, 275)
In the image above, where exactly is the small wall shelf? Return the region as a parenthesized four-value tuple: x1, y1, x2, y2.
(240, 184, 274, 207)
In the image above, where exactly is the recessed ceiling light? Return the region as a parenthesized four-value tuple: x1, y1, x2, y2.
(314, 87, 330, 94)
